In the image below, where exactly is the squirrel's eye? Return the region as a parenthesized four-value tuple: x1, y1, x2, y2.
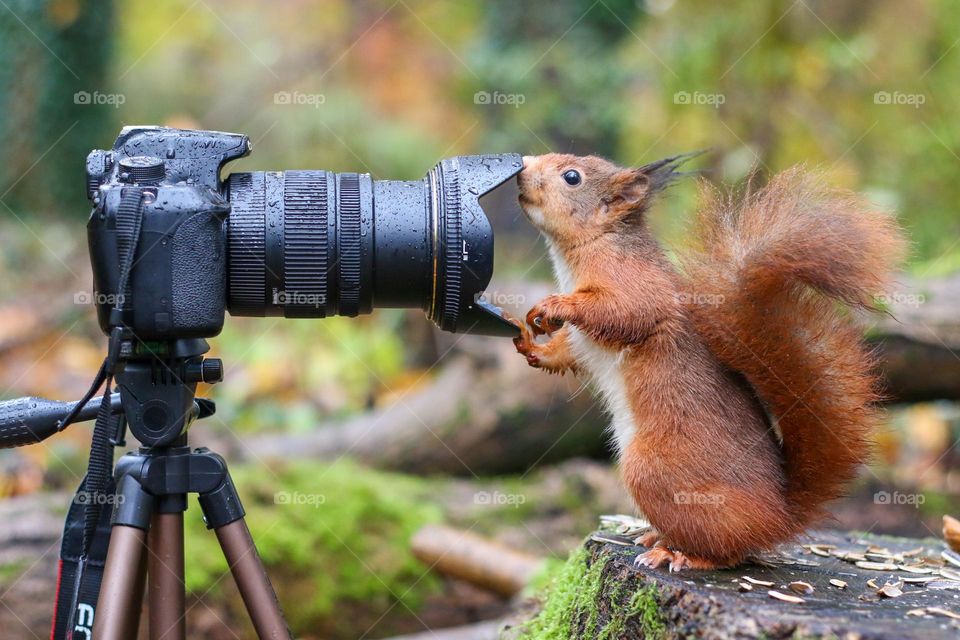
(562, 170, 581, 186)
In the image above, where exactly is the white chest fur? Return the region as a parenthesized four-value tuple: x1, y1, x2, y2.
(546, 241, 636, 455)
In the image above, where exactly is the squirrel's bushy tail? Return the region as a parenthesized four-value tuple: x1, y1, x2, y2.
(680, 166, 906, 528)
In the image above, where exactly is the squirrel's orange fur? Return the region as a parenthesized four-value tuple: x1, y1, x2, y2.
(514, 153, 906, 570)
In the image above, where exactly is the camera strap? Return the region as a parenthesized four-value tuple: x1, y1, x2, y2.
(52, 188, 146, 640)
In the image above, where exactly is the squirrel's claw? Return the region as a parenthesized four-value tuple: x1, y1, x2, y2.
(510, 315, 543, 369)
(634, 547, 690, 573)
(526, 305, 564, 336)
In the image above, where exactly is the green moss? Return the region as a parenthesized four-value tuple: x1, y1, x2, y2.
(625, 584, 667, 640)
(518, 546, 666, 640)
(183, 458, 442, 636)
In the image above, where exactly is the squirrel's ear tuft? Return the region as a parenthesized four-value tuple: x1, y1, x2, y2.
(604, 151, 704, 222)
(637, 150, 705, 198)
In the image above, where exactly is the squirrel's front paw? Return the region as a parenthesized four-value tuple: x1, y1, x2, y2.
(526, 297, 566, 336)
(511, 318, 543, 368)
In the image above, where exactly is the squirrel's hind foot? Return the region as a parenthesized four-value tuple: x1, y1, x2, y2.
(634, 547, 723, 573)
(635, 529, 660, 548)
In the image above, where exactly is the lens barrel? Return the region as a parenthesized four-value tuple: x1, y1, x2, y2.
(225, 155, 522, 336)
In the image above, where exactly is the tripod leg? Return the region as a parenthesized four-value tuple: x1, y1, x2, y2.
(94, 525, 148, 639)
(95, 470, 156, 640)
(148, 511, 185, 640)
(215, 519, 291, 640)
(196, 459, 290, 639)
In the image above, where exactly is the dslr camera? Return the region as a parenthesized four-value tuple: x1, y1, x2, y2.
(85, 126, 522, 340)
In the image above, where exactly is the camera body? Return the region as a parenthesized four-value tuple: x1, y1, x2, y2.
(86, 127, 251, 339)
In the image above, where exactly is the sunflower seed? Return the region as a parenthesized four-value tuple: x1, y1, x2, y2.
(941, 549, 960, 568)
(877, 582, 903, 598)
(856, 561, 899, 571)
(926, 607, 960, 620)
(590, 534, 633, 546)
(829, 579, 847, 589)
(926, 580, 960, 590)
(738, 582, 753, 592)
(768, 590, 805, 604)
(899, 565, 933, 574)
(939, 568, 960, 581)
(788, 581, 814, 595)
(742, 576, 775, 587)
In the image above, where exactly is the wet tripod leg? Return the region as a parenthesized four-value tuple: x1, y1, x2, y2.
(93, 525, 149, 639)
(198, 462, 291, 640)
(148, 510, 186, 640)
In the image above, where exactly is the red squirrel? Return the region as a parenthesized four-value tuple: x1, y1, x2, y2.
(513, 153, 906, 571)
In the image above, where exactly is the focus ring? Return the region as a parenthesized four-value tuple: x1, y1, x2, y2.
(283, 171, 329, 317)
(439, 166, 462, 330)
(338, 173, 361, 316)
(227, 172, 266, 315)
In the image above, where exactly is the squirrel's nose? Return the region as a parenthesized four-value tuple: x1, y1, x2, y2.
(521, 155, 535, 170)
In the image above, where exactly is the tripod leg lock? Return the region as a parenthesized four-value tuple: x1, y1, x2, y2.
(197, 460, 245, 529)
(112, 472, 156, 529)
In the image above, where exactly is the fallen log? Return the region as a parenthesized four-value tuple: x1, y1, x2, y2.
(231, 341, 609, 475)
(411, 524, 545, 597)
(506, 516, 960, 639)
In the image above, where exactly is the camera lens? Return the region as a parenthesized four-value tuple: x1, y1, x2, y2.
(225, 155, 522, 336)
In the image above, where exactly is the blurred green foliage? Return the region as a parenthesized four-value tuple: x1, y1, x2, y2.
(183, 458, 442, 637)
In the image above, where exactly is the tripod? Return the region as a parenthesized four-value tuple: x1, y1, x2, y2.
(94, 443, 288, 639)
(94, 338, 290, 639)
(0, 337, 292, 639)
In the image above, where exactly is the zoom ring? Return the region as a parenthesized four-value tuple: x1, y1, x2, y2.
(338, 173, 362, 316)
(282, 171, 329, 318)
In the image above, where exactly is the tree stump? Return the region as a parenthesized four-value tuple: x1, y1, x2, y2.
(507, 517, 960, 639)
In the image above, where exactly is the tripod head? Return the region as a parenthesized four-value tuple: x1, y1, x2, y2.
(0, 338, 218, 450)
